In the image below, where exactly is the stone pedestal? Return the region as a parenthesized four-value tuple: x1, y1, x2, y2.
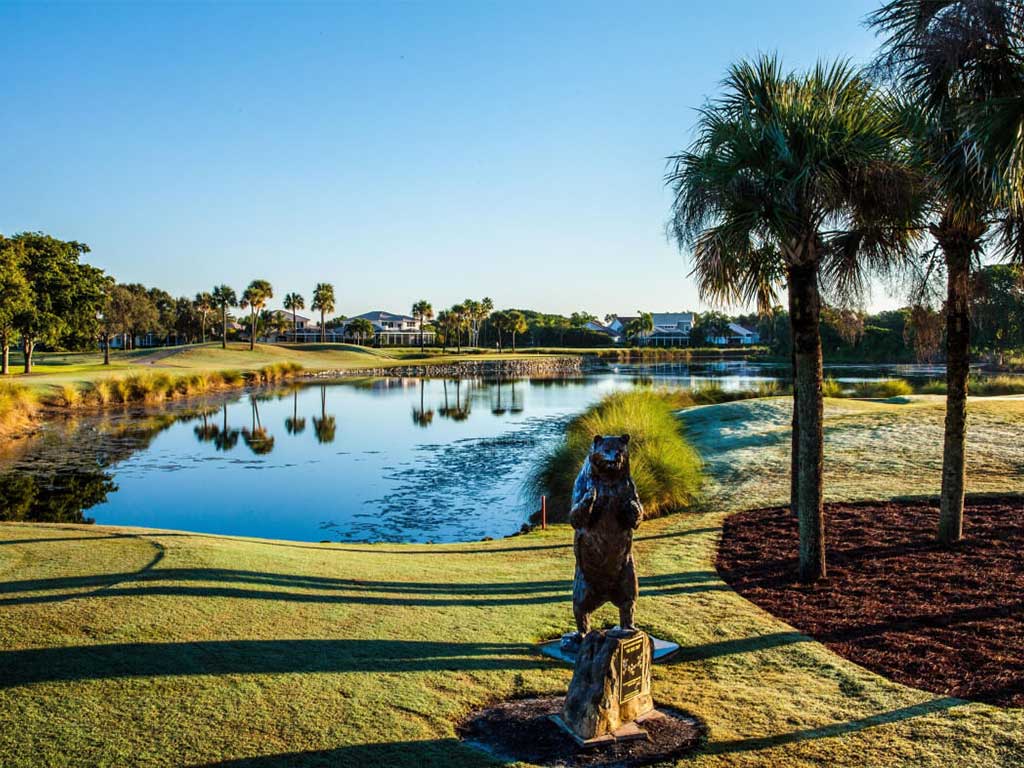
(560, 628, 654, 742)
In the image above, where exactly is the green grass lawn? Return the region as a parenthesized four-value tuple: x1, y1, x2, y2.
(1, 397, 1022, 766)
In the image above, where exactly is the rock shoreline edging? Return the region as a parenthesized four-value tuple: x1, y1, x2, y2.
(301, 355, 585, 380)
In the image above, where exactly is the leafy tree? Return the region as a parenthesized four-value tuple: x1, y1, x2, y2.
(194, 292, 215, 344)
(0, 236, 30, 375)
(212, 285, 237, 349)
(570, 311, 598, 329)
(311, 283, 335, 343)
(667, 57, 922, 581)
(412, 299, 434, 351)
(11, 233, 103, 373)
(870, 0, 1024, 544)
(283, 292, 305, 343)
(240, 280, 273, 351)
(100, 282, 135, 365)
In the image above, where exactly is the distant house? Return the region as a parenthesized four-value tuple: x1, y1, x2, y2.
(341, 311, 435, 346)
(708, 322, 760, 346)
(267, 309, 313, 342)
(609, 312, 695, 346)
(583, 319, 618, 341)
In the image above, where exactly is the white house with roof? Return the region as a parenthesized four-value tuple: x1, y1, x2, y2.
(708, 322, 760, 346)
(608, 312, 695, 346)
(341, 311, 435, 346)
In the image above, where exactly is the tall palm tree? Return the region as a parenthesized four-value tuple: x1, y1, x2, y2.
(509, 310, 527, 351)
(311, 283, 335, 343)
(240, 280, 273, 351)
(412, 300, 434, 351)
(490, 310, 507, 351)
(479, 297, 494, 346)
(667, 56, 923, 582)
(194, 292, 214, 344)
(870, 0, 1024, 544)
(283, 292, 305, 343)
(450, 303, 467, 353)
(436, 310, 451, 352)
(348, 317, 375, 345)
(211, 285, 237, 350)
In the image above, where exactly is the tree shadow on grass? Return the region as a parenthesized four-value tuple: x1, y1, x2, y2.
(704, 697, 963, 755)
(0, 639, 553, 689)
(0, 568, 726, 608)
(194, 738, 494, 768)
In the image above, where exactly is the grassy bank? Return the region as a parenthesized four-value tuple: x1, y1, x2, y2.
(528, 389, 705, 522)
(1, 396, 1023, 766)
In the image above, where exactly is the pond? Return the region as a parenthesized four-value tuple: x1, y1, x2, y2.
(0, 360, 992, 543)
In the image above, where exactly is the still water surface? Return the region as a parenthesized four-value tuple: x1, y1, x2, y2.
(3, 360, 970, 543)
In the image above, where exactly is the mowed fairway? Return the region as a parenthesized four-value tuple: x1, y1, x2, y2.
(1, 397, 1022, 766)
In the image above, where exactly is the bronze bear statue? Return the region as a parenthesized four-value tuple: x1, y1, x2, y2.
(565, 434, 644, 647)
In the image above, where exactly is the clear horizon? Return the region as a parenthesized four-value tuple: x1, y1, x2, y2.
(1, 0, 907, 317)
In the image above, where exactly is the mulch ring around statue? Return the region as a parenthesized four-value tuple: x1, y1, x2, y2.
(458, 696, 705, 767)
(717, 495, 1024, 707)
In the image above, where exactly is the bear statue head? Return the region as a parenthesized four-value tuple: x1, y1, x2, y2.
(589, 434, 631, 477)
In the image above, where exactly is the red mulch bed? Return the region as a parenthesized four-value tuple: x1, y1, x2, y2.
(716, 496, 1024, 707)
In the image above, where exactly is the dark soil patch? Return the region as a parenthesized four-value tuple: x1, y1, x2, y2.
(717, 496, 1024, 707)
(458, 696, 704, 767)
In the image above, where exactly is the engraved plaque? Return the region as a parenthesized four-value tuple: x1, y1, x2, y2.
(618, 633, 647, 704)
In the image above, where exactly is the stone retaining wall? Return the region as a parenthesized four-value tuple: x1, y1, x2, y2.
(303, 355, 584, 380)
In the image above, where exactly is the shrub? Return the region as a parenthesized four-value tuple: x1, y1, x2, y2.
(851, 379, 913, 398)
(528, 389, 703, 523)
(822, 378, 844, 398)
(89, 379, 113, 405)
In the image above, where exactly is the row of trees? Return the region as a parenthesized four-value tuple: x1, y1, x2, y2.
(668, 0, 1024, 580)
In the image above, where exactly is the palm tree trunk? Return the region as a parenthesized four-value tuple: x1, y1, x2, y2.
(512, 331, 517, 352)
(222, 307, 228, 349)
(1, 335, 8, 375)
(790, 260, 825, 583)
(787, 269, 800, 517)
(321, 310, 326, 343)
(938, 244, 971, 545)
(250, 308, 256, 351)
(420, 317, 425, 352)
(104, 335, 110, 365)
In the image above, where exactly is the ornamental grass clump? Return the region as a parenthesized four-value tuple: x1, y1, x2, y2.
(529, 389, 703, 523)
(851, 379, 913, 399)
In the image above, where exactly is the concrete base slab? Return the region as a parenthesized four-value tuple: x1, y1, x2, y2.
(538, 635, 680, 665)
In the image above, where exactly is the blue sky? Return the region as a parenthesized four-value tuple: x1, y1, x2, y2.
(0, 0, 894, 317)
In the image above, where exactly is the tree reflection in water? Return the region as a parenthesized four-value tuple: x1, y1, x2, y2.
(285, 388, 306, 435)
(242, 396, 275, 455)
(411, 380, 434, 427)
(213, 403, 240, 452)
(313, 385, 336, 444)
(0, 470, 116, 524)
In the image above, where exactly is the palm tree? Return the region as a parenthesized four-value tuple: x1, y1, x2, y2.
(347, 317, 375, 345)
(240, 280, 273, 351)
(211, 285, 237, 350)
(509, 310, 527, 351)
(283, 292, 305, 343)
(194, 292, 214, 344)
(870, 0, 1024, 545)
(490, 310, 508, 351)
(311, 283, 335, 343)
(436, 310, 451, 352)
(479, 297, 494, 346)
(412, 300, 434, 351)
(450, 303, 468, 353)
(667, 56, 922, 582)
